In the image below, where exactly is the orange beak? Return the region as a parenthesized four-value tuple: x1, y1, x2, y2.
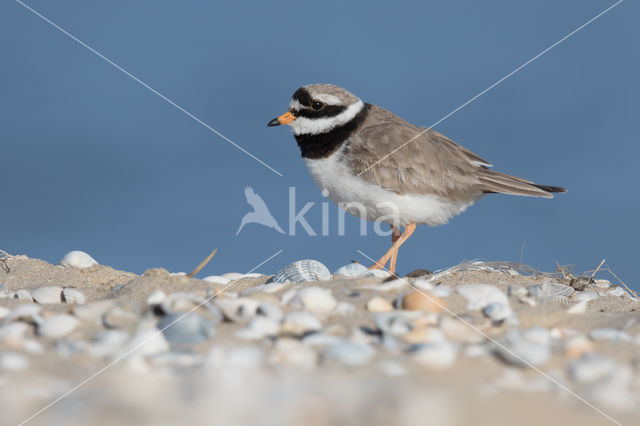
(267, 111, 296, 126)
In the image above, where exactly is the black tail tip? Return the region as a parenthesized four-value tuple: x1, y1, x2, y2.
(535, 184, 567, 194)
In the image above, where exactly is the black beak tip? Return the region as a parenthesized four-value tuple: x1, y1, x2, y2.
(267, 118, 281, 127)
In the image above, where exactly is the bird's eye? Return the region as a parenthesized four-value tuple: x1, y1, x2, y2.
(310, 101, 325, 110)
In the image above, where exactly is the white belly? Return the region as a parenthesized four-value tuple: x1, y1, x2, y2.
(304, 146, 477, 226)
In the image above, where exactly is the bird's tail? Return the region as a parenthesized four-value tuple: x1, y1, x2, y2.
(479, 169, 566, 198)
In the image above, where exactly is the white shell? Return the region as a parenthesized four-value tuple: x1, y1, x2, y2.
(31, 286, 63, 304)
(37, 314, 79, 339)
(146, 289, 166, 306)
(333, 263, 368, 277)
(323, 340, 374, 366)
(236, 317, 280, 340)
(6, 304, 41, 322)
(413, 342, 458, 369)
(203, 275, 231, 285)
(281, 311, 323, 335)
(482, 302, 511, 322)
(14, 289, 32, 301)
(289, 287, 336, 315)
(0, 352, 29, 371)
(270, 338, 318, 370)
(158, 312, 215, 345)
(62, 288, 86, 304)
(494, 328, 550, 367)
(270, 260, 331, 284)
(608, 287, 625, 297)
(528, 282, 574, 299)
(359, 269, 393, 279)
(573, 291, 598, 303)
(456, 284, 509, 311)
(59, 251, 98, 268)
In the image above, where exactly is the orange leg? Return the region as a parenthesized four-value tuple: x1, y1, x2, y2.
(369, 222, 416, 274)
(388, 225, 402, 274)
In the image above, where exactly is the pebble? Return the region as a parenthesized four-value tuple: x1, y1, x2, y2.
(333, 263, 368, 277)
(6, 304, 41, 322)
(589, 328, 632, 343)
(403, 327, 445, 344)
(440, 316, 485, 344)
(0, 352, 29, 371)
(334, 301, 355, 316)
(86, 330, 130, 358)
(103, 306, 139, 329)
(37, 314, 79, 339)
(203, 275, 231, 285)
(59, 250, 98, 268)
(236, 316, 280, 340)
(14, 289, 33, 301)
(568, 354, 616, 383)
(124, 329, 170, 357)
(269, 338, 318, 370)
(482, 302, 511, 322)
(62, 288, 86, 304)
(158, 312, 215, 345)
(270, 260, 331, 284)
(31, 286, 63, 304)
(413, 342, 458, 369)
(281, 311, 323, 335)
(401, 291, 445, 313)
(216, 297, 261, 323)
(146, 289, 166, 306)
(323, 340, 375, 366)
(563, 335, 594, 358)
(0, 306, 10, 320)
(374, 311, 421, 336)
(289, 287, 337, 315)
(366, 297, 393, 312)
(0, 322, 31, 342)
(567, 301, 587, 314)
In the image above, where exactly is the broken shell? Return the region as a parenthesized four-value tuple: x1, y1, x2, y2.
(528, 282, 574, 299)
(269, 260, 331, 284)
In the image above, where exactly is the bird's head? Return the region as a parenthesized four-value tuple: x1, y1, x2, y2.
(267, 84, 364, 136)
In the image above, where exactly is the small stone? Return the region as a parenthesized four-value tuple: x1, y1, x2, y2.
(125, 329, 170, 357)
(0, 322, 31, 342)
(366, 297, 393, 312)
(401, 291, 445, 312)
(564, 335, 594, 358)
(59, 250, 98, 268)
(103, 306, 138, 329)
(6, 304, 41, 322)
(146, 289, 166, 306)
(323, 340, 374, 366)
(37, 314, 79, 339)
(335, 302, 355, 316)
(0, 306, 10, 320)
(158, 312, 215, 345)
(403, 327, 445, 344)
(359, 269, 393, 279)
(290, 287, 337, 315)
(31, 286, 63, 304)
(590, 328, 632, 343)
(0, 352, 29, 371)
(495, 328, 550, 367)
(413, 342, 458, 369)
(573, 291, 598, 303)
(456, 284, 508, 311)
(569, 354, 616, 383)
(236, 316, 280, 340)
(203, 275, 231, 285)
(14, 289, 32, 301)
(567, 301, 587, 314)
(62, 288, 86, 304)
(482, 302, 511, 322)
(440, 316, 485, 344)
(281, 311, 323, 335)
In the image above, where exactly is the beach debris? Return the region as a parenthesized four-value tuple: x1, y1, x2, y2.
(269, 260, 331, 284)
(366, 297, 393, 312)
(31, 286, 63, 304)
(59, 250, 98, 268)
(333, 263, 368, 277)
(62, 288, 86, 304)
(37, 314, 79, 339)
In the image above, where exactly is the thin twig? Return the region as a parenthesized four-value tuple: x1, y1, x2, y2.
(187, 248, 217, 278)
(604, 267, 638, 298)
(589, 258, 606, 280)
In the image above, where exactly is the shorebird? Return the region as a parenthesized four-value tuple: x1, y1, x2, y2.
(268, 84, 565, 274)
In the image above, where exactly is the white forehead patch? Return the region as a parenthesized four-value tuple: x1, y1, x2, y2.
(289, 99, 304, 111)
(314, 93, 342, 105)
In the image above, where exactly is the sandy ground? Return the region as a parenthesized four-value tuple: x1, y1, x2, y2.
(0, 252, 638, 426)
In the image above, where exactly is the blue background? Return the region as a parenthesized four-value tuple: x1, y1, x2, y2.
(1, 1, 638, 289)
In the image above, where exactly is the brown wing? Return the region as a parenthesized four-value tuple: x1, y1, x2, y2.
(347, 104, 563, 199)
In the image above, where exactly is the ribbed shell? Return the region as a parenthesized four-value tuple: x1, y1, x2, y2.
(528, 282, 574, 298)
(333, 263, 368, 277)
(270, 260, 331, 284)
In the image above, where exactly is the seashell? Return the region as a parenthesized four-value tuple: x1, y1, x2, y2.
(527, 282, 574, 299)
(508, 286, 527, 297)
(160, 292, 213, 315)
(280, 311, 323, 335)
(373, 311, 422, 336)
(411, 279, 434, 291)
(37, 314, 79, 339)
(6, 304, 41, 322)
(14, 289, 33, 301)
(269, 260, 331, 284)
(58, 250, 98, 268)
(221, 272, 246, 280)
(323, 340, 374, 366)
(412, 342, 458, 369)
(366, 297, 393, 312)
(482, 302, 511, 323)
(0, 352, 29, 372)
(215, 297, 261, 323)
(125, 328, 169, 357)
(573, 291, 598, 303)
(593, 279, 612, 289)
(31, 286, 63, 304)
(62, 288, 86, 304)
(236, 316, 281, 340)
(403, 327, 445, 344)
(333, 263, 368, 277)
(203, 275, 231, 285)
(359, 269, 393, 279)
(86, 330, 130, 358)
(158, 312, 215, 346)
(430, 286, 452, 298)
(401, 291, 445, 313)
(608, 287, 625, 297)
(494, 328, 550, 367)
(357, 279, 405, 292)
(456, 284, 509, 311)
(589, 328, 632, 343)
(103, 306, 139, 329)
(289, 287, 336, 315)
(569, 353, 616, 383)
